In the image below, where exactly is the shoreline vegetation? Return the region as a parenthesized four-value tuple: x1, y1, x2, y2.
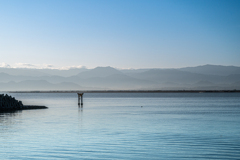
(7, 90, 240, 93)
(0, 94, 47, 112)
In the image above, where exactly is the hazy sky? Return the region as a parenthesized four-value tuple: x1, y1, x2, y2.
(0, 0, 239, 69)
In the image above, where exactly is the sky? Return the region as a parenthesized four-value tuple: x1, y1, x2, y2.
(0, 0, 239, 69)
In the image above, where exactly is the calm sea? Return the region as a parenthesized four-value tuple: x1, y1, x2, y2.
(0, 92, 240, 159)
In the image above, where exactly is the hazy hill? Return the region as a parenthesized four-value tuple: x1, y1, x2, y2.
(0, 72, 38, 83)
(40, 68, 88, 77)
(0, 68, 50, 77)
(179, 64, 240, 76)
(78, 66, 124, 78)
(0, 80, 85, 91)
(0, 65, 240, 90)
(127, 69, 211, 83)
(76, 74, 156, 89)
(194, 80, 215, 87)
(0, 68, 88, 77)
(119, 69, 150, 74)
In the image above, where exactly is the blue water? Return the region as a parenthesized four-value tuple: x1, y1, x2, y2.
(0, 93, 240, 159)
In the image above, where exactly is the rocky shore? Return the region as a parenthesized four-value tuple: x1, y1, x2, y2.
(0, 94, 47, 112)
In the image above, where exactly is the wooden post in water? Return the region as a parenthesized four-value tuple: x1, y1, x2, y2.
(81, 94, 83, 105)
(77, 93, 84, 106)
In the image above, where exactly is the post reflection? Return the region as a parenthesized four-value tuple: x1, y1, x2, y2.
(78, 104, 83, 109)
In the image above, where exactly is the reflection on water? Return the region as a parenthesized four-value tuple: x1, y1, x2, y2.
(0, 92, 240, 159)
(0, 111, 22, 126)
(78, 104, 83, 108)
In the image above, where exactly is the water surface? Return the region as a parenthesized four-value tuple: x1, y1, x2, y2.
(0, 93, 240, 159)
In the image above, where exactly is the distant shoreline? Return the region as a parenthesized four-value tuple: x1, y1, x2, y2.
(7, 90, 240, 93)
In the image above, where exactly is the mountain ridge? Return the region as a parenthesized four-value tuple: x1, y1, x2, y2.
(0, 65, 240, 90)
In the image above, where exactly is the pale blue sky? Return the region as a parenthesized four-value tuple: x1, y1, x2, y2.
(0, 0, 239, 69)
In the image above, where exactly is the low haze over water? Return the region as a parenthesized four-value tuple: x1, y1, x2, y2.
(1, 92, 240, 159)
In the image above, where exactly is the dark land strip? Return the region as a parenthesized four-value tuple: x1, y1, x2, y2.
(0, 94, 48, 112)
(8, 90, 240, 93)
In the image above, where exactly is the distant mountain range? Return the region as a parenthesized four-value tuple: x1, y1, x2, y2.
(179, 65, 240, 76)
(0, 65, 240, 91)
